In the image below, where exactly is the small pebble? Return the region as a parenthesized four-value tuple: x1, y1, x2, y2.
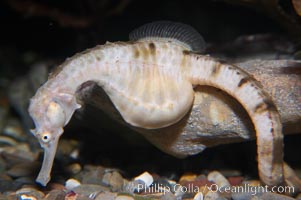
(218, 169, 242, 177)
(228, 176, 244, 186)
(231, 185, 264, 200)
(160, 191, 176, 200)
(3, 119, 25, 140)
(102, 171, 124, 191)
(70, 149, 80, 159)
(20, 194, 37, 200)
(167, 179, 177, 186)
(261, 192, 296, 200)
(193, 192, 204, 200)
(65, 191, 94, 200)
(1, 144, 38, 162)
(152, 178, 174, 193)
(0, 135, 18, 146)
(7, 162, 39, 178)
(94, 191, 117, 200)
(232, 191, 253, 200)
(65, 178, 81, 191)
(0, 179, 22, 192)
(199, 186, 209, 196)
(181, 175, 212, 192)
(43, 189, 66, 200)
(241, 180, 261, 187)
(179, 173, 197, 183)
(75, 195, 92, 200)
(115, 195, 134, 200)
(174, 185, 185, 199)
(65, 191, 78, 200)
(72, 184, 109, 197)
(78, 165, 105, 184)
(16, 187, 45, 199)
(207, 171, 231, 199)
(207, 171, 230, 188)
(123, 179, 145, 193)
(204, 191, 227, 200)
(0, 173, 12, 181)
(134, 171, 153, 188)
(14, 176, 36, 185)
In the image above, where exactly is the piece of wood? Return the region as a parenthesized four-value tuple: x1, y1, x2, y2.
(78, 59, 301, 158)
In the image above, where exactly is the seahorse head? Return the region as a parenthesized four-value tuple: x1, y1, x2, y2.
(28, 86, 80, 186)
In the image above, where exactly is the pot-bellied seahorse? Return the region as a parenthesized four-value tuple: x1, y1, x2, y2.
(28, 21, 283, 186)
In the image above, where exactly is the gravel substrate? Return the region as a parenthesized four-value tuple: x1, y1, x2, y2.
(0, 110, 299, 199)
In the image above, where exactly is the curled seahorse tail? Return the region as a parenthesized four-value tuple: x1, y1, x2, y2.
(186, 54, 284, 186)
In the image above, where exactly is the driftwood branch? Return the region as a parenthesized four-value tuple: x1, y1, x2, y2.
(77, 59, 301, 158)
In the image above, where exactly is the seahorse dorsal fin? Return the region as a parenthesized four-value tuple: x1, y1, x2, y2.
(129, 21, 206, 53)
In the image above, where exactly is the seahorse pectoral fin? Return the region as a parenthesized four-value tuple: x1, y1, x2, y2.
(36, 135, 60, 186)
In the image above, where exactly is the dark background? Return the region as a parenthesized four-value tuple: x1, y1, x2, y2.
(1, 0, 300, 77)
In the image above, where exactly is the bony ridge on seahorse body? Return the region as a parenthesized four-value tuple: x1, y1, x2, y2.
(28, 21, 284, 186)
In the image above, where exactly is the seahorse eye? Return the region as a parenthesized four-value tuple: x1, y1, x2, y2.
(46, 101, 66, 127)
(41, 132, 51, 143)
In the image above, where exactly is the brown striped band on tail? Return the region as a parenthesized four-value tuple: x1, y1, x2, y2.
(186, 53, 284, 186)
